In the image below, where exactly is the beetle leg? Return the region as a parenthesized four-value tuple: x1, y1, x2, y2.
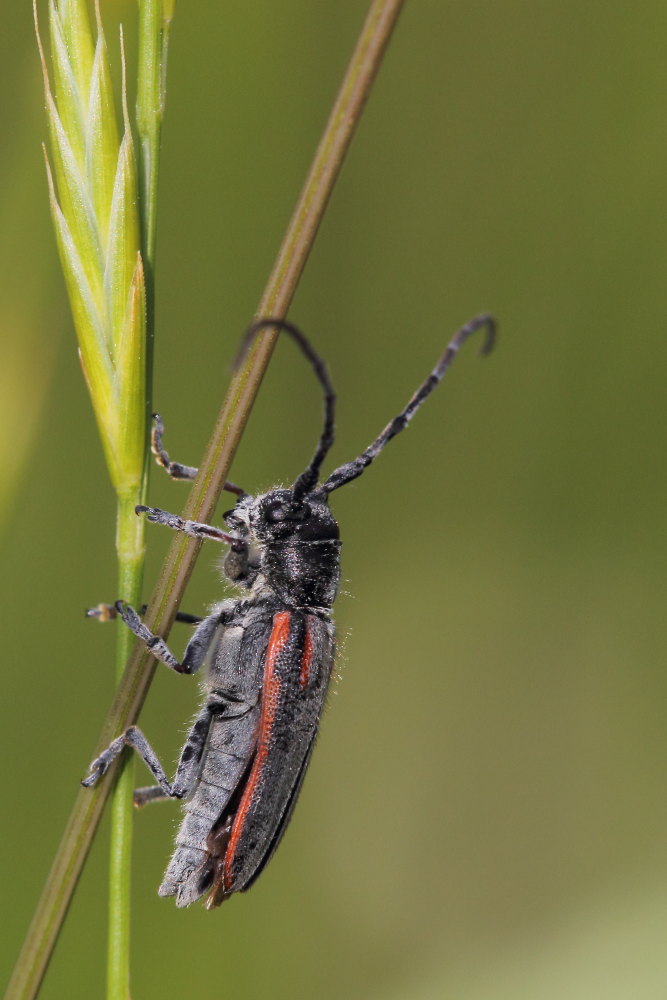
(86, 602, 202, 626)
(133, 705, 217, 806)
(133, 785, 169, 807)
(83, 705, 216, 800)
(151, 412, 198, 481)
(114, 601, 222, 675)
(81, 725, 176, 795)
(113, 601, 183, 672)
(135, 505, 237, 545)
(151, 413, 246, 496)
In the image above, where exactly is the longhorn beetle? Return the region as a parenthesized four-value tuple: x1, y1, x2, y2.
(83, 315, 495, 908)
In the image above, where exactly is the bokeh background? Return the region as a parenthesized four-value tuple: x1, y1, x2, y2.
(2, 2, 667, 998)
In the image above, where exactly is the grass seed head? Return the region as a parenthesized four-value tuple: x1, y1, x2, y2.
(36, 0, 147, 497)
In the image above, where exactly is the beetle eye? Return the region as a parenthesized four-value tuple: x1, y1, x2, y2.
(222, 509, 234, 520)
(267, 503, 287, 522)
(266, 499, 312, 523)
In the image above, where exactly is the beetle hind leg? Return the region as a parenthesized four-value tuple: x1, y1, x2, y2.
(81, 726, 175, 795)
(82, 705, 214, 800)
(133, 785, 170, 807)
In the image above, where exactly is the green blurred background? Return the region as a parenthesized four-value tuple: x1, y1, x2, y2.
(2, 1, 667, 997)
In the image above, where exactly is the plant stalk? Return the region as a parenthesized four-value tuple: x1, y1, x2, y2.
(104, 2, 169, 997)
(107, 494, 145, 1000)
(4, 2, 404, 996)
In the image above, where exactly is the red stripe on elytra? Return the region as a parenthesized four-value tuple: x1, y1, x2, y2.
(299, 618, 314, 689)
(223, 610, 291, 892)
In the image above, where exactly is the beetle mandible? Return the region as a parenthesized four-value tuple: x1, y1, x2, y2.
(82, 315, 496, 908)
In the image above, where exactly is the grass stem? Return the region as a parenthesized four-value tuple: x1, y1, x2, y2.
(107, 493, 146, 1000)
(104, 0, 169, 992)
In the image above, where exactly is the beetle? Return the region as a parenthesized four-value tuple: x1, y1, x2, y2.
(82, 315, 495, 908)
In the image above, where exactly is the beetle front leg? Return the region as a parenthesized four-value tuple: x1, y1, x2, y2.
(136, 505, 237, 545)
(151, 413, 199, 481)
(151, 413, 246, 496)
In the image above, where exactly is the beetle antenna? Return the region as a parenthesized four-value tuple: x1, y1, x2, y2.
(235, 318, 336, 499)
(322, 314, 496, 495)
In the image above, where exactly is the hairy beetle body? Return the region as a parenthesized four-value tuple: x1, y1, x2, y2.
(160, 580, 336, 907)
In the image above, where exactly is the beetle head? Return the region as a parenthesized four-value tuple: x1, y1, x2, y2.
(225, 488, 338, 544)
(222, 487, 340, 596)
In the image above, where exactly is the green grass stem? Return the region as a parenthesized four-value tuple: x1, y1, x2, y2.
(107, 493, 147, 1000)
(105, 1, 171, 994)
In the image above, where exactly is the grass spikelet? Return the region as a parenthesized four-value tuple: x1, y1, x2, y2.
(36, 0, 146, 497)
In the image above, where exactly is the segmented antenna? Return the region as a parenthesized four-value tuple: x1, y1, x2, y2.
(236, 318, 336, 500)
(322, 314, 496, 495)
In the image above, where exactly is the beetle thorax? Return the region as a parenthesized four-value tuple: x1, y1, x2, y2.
(222, 488, 341, 609)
